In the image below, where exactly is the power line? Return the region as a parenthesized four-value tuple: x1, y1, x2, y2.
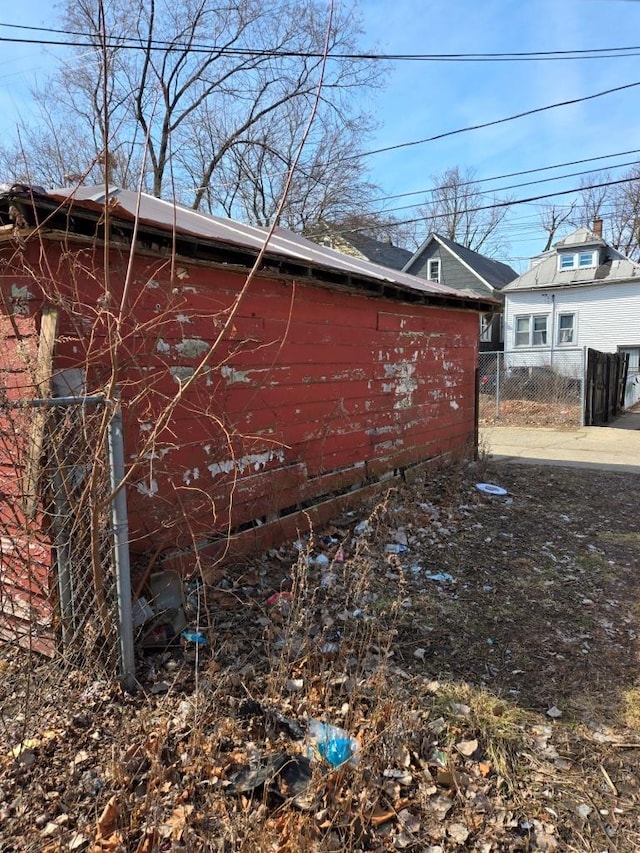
(370, 159, 640, 218)
(368, 148, 640, 204)
(2, 21, 640, 62)
(357, 80, 640, 159)
(306, 175, 640, 238)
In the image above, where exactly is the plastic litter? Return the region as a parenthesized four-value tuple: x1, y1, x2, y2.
(425, 572, 455, 583)
(354, 520, 370, 535)
(475, 482, 507, 496)
(228, 752, 316, 811)
(385, 543, 409, 554)
(132, 597, 154, 628)
(307, 720, 359, 768)
(181, 630, 208, 645)
(265, 591, 293, 607)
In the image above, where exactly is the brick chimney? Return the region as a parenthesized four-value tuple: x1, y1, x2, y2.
(593, 217, 603, 238)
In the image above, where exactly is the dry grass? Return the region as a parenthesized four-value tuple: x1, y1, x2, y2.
(1, 458, 640, 851)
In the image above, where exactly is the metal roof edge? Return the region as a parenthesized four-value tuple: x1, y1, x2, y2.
(1, 185, 492, 312)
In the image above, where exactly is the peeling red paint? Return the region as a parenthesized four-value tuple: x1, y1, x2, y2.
(1, 232, 481, 609)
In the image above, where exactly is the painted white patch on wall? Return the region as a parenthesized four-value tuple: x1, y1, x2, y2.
(170, 366, 195, 384)
(176, 338, 208, 358)
(382, 362, 419, 410)
(182, 467, 200, 485)
(10, 283, 34, 314)
(221, 365, 251, 384)
(449, 400, 460, 410)
(143, 447, 173, 460)
(176, 314, 191, 323)
(156, 338, 171, 354)
(146, 279, 160, 289)
(207, 448, 285, 477)
(136, 479, 158, 498)
(139, 422, 154, 432)
(367, 425, 395, 436)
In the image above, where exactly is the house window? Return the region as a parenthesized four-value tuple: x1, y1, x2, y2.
(558, 250, 597, 270)
(557, 313, 575, 344)
(515, 314, 548, 347)
(479, 314, 490, 342)
(532, 315, 548, 345)
(427, 259, 440, 282)
(515, 316, 530, 347)
(619, 346, 640, 374)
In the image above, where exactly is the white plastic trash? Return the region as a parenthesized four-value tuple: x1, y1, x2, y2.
(475, 483, 507, 496)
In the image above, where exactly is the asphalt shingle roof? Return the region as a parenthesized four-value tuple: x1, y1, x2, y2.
(431, 234, 518, 290)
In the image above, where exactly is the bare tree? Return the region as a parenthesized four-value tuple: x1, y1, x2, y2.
(573, 170, 610, 238)
(417, 165, 512, 256)
(574, 167, 640, 259)
(539, 202, 576, 252)
(2, 0, 383, 227)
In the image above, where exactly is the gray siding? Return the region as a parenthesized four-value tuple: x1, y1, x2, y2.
(407, 243, 502, 299)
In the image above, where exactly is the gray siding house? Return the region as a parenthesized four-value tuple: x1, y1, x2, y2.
(403, 234, 517, 350)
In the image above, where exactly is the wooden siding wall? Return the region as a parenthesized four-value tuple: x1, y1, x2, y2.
(2, 241, 479, 568)
(0, 312, 55, 652)
(406, 243, 488, 298)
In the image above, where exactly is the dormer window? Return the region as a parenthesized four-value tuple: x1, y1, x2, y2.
(558, 250, 598, 270)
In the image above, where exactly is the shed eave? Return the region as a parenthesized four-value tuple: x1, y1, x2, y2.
(1, 188, 493, 312)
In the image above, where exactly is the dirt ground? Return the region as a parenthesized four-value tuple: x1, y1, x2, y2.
(1, 458, 639, 852)
(479, 397, 582, 429)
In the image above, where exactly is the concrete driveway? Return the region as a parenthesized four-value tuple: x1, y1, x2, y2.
(480, 409, 640, 473)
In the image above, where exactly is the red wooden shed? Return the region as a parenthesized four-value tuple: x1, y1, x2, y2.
(0, 184, 494, 652)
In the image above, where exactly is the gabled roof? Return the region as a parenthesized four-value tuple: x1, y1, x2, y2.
(0, 184, 496, 312)
(403, 233, 518, 291)
(313, 229, 413, 271)
(503, 226, 640, 292)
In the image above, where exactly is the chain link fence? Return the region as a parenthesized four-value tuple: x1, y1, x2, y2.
(479, 349, 585, 428)
(0, 395, 134, 685)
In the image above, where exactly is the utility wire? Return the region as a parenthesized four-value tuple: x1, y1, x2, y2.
(306, 175, 640, 238)
(1, 22, 640, 61)
(368, 147, 640, 204)
(370, 159, 640, 218)
(357, 80, 640, 159)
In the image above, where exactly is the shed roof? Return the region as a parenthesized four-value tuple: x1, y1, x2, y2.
(403, 233, 518, 291)
(0, 185, 495, 312)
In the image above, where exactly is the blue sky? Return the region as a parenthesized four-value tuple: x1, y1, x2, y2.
(357, 0, 640, 267)
(2, 0, 640, 269)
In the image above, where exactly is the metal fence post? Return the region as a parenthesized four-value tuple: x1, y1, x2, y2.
(495, 353, 501, 420)
(107, 400, 136, 691)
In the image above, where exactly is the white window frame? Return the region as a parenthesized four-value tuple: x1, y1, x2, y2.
(427, 258, 440, 282)
(558, 250, 597, 271)
(556, 312, 576, 345)
(514, 313, 549, 347)
(619, 346, 640, 374)
(480, 313, 493, 342)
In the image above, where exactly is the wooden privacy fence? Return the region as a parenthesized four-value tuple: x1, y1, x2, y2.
(584, 349, 629, 426)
